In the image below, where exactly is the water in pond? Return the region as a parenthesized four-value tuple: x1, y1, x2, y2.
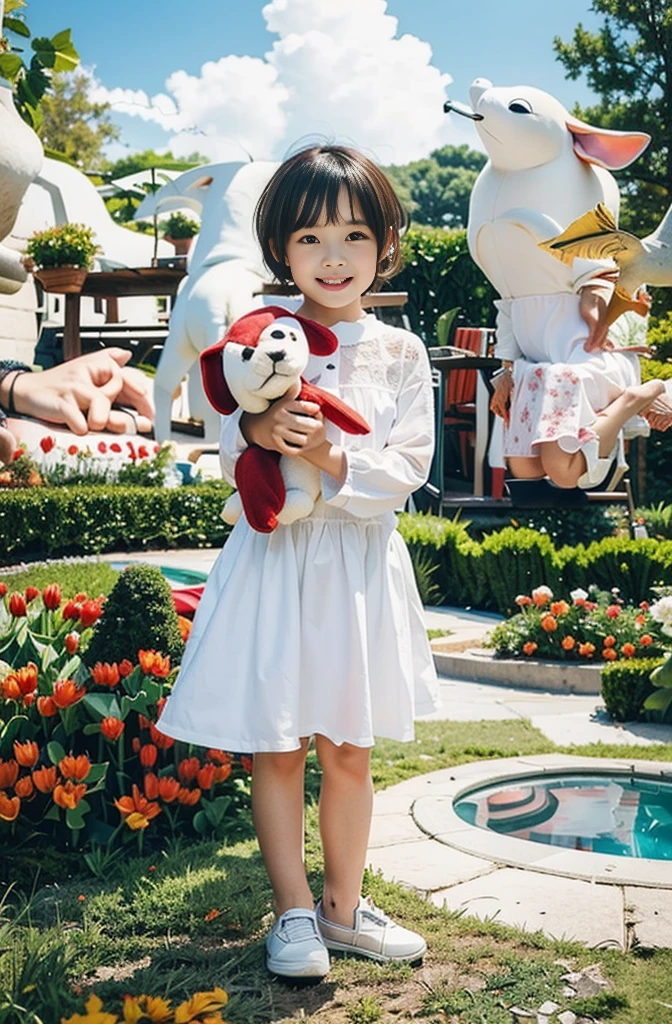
(454, 773, 672, 860)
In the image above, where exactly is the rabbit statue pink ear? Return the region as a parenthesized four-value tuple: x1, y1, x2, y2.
(566, 117, 650, 170)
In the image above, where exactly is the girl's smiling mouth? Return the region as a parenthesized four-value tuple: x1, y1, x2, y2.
(317, 277, 353, 291)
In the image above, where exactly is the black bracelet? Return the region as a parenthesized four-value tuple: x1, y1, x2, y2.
(0, 362, 31, 416)
(8, 371, 26, 415)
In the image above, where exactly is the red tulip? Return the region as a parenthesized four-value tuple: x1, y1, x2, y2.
(0, 582, 7, 598)
(64, 632, 80, 655)
(24, 586, 40, 602)
(39, 435, 56, 454)
(13, 739, 39, 767)
(79, 599, 103, 629)
(42, 584, 61, 610)
(52, 679, 86, 708)
(100, 717, 125, 741)
(37, 695, 57, 717)
(139, 744, 157, 768)
(8, 593, 26, 617)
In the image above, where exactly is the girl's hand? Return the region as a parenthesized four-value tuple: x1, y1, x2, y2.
(241, 386, 323, 456)
(490, 370, 514, 425)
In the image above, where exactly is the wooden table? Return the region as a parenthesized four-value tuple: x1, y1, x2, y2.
(259, 283, 408, 310)
(63, 267, 186, 360)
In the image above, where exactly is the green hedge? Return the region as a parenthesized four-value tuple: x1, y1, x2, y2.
(394, 225, 497, 342)
(601, 657, 665, 722)
(0, 482, 232, 558)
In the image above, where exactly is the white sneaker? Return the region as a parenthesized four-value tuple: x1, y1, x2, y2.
(316, 896, 427, 964)
(266, 907, 330, 979)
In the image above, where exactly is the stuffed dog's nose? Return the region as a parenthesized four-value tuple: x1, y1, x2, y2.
(269, 350, 286, 363)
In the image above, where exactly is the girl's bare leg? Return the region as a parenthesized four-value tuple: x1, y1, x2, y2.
(507, 456, 545, 479)
(539, 380, 665, 489)
(315, 735, 373, 928)
(252, 740, 314, 915)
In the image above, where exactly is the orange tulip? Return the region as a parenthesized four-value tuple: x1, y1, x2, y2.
(139, 744, 157, 768)
(115, 784, 161, 829)
(178, 615, 192, 641)
(64, 632, 80, 655)
(42, 584, 61, 610)
(15, 775, 34, 799)
(53, 781, 86, 810)
(0, 675, 21, 701)
(197, 764, 216, 790)
(177, 786, 201, 806)
(37, 695, 57, 717)
(32, 765, 57, 793)
(143, 772, 160, 799)
(8, 592, 26, 617)
(79, 599, 103, 629)
(602, 648, 618, 661)
(541, 614, 557, 633)
(550, 601, 569, 617)
(149, 721, 174, 749)
(640, 634, 653, 646)
(100, 717, 125, 741)
(13, 740, 38, 768)
(0, 792, 20, 821)
(138, 650, 170, 678)
(157, 776, 181, 802)
(579, 642, 595, 658)
(206, 749, 232, 766)
(91, 662, 120, 688)
(52, 679, 86, 708)
(561, 635, 576, 651)
(213, 763, 232, 784)
(240, 755, 253, 775)
(522, 641, 538, 656)
(14, 663, 38, 696)
(132, 737, 141, 754)
(58, 754, 91, 782)
(0, 759, 19, 789)
(621, 643, 636, 658)
(137, 713, 150, 730)
(178, 757, 200, 783)
(119, 659, 134, 677)
(603, 635, 616, 648)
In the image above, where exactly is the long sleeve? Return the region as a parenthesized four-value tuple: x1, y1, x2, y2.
(321, 333, 435, 518)
(493, 299, 524, 361)
(218, 407, 248, 486)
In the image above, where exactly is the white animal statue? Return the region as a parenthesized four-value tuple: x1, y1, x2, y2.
(445, 78, 651, 486)
(0, 11, 44, 296)
(135, 161, 278, 443)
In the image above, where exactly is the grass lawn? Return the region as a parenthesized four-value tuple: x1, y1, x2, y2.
(3, 719, 672, 1024)
(0, 559, 120, 597)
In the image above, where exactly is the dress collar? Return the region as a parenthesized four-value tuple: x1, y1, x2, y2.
(330, 313, 378, 347)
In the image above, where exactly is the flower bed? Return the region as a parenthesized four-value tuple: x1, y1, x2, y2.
(2, 437, 180, 488)
(487, 585, 666, 662)
(0, 583, 251, 865)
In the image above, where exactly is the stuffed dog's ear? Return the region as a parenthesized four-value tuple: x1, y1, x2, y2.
(225, 307, 279, 346)
(292, 313, 338, 356)
(200, 341, 239, 415)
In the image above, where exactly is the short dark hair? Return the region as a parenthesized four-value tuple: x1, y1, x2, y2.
(255, 145, 406, 291)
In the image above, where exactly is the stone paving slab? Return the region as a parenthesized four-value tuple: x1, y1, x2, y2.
(368, 812, 427, 848)
(432, 867, 625, 947)
(367, 838, 494, 891)
(624, 886, 672, 948)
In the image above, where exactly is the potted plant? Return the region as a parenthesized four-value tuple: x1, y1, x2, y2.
(24, 223, 99, 293)
(163, 211, 200, 255)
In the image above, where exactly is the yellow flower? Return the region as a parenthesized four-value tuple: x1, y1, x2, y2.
(142, 996, 173, 1023)
(122, 997, 143, 1024)
(61, 993, 119, 1024)
(125, 811, 151, 830)
(173, 988, 228, 1023)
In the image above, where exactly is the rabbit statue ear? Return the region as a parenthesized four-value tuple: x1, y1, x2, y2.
(566, 117, 650, 170)
(200, 341, 238, 415)
(291, 313, 338, 356)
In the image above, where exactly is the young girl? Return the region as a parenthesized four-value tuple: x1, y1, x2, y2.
(157, 146, 440, 979)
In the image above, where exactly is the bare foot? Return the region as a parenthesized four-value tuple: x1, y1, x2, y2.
(0, 425, 16, 465)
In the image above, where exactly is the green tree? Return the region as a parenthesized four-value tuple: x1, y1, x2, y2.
(37, 70, 119, 169)
(554, 1, 672, 235)
(101, 149, 207, 228)
(384, 145, 486, 228)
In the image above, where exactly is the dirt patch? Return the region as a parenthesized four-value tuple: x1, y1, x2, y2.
(430, 639, 492, 654)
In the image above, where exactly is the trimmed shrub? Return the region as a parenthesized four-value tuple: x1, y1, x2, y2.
(85, 563, 184, 666)
(477, 527, 563, 615)
(561, 536, 672, 604)
(397, 512, 479, 606)
(0, 481, 232, 558)
(601, 657, 665, 722)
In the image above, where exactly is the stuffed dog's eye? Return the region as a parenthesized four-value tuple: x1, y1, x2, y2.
(289, 331, 297, 341)
(270, 329, 285, 339)
(508, 99, 533, 114)
(242, 346, 254, 361)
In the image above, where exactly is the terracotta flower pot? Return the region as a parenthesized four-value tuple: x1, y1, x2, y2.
(34, 266, 88, 293)
(165, 236, 193, 256)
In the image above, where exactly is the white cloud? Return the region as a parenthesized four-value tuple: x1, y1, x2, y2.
(93, 0, 459, 164)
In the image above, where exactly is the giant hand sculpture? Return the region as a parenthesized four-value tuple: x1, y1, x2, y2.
(135, 160, 278, 442)
(0, 0, 44, 295)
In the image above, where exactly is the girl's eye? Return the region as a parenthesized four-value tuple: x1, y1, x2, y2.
(297, 234, 319, 244)
(347, 231, 368, 241)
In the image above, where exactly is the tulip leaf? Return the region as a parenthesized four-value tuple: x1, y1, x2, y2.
(82, 723, 101, 735)
(43, 804, 60, 822)
(58, 654, 82, 680)
(0, 714, 31, 753)
(650, 661, 672, 687)
(120, 693, 149, 719)
(47, 740, 66, 765)
(66, 806, 86, 830)
(40, 643, 59, 673)
(142, 679, 162, 704)
(84, 763, 108, 785)
(83, 693, 121, 721)
(192, 810, 208, 835)
(644, 689, 672, 712)
(202, 796, 231, 825)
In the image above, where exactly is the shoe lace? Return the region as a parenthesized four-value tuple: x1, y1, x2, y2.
(361, 896, 391, 927)
(282, 914, 319, 942)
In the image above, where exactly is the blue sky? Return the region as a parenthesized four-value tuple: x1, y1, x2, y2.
(28, 0, 605, 163)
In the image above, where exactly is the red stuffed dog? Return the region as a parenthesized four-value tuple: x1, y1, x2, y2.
(200, 306, 370, 532)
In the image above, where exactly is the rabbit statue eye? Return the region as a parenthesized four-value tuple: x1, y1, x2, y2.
(508, 99, 533, 115)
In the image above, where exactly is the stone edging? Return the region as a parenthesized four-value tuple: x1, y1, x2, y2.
(431, 645, 602, 694)
(411, 754, 672, 888)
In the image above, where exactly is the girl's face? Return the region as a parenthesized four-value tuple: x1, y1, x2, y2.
(284, 187, 380, 324)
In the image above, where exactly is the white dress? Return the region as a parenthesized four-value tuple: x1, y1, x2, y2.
(157, 313, 441, 753)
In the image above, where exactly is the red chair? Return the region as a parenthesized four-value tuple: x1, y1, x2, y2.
(443, 327, 484, 480)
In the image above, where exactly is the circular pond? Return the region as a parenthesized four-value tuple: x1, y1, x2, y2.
(454, 772, 672, 861)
